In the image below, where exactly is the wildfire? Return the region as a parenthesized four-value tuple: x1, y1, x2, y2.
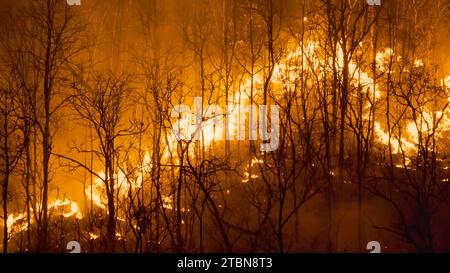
(376, 48, 394, 71)
(444, 76, 450, 90)
(6, 198, 82, 238)
(6, 214, 28, 237)
(374, 121, 416, 153)
(7, 40, 448, 245)
(49, 198, 83, 219)
(86, 174, 107, 209)
(242, 157, 264, 183)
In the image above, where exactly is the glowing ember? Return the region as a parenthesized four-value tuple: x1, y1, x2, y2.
(162, 196, 173, 210)
(89, 232, 99, 240)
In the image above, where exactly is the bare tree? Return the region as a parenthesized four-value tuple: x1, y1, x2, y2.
(14, 0, 86, 251)
(0, 71, 24, 253)
(67, 72, 137, 251)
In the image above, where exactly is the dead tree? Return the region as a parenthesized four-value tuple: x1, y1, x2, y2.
(18, 0, 85, 251)
(68, 72, 136, 252)
(0, 73, 24, 253)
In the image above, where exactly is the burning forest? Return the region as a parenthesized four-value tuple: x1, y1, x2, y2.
(0, 0, 449, 253)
